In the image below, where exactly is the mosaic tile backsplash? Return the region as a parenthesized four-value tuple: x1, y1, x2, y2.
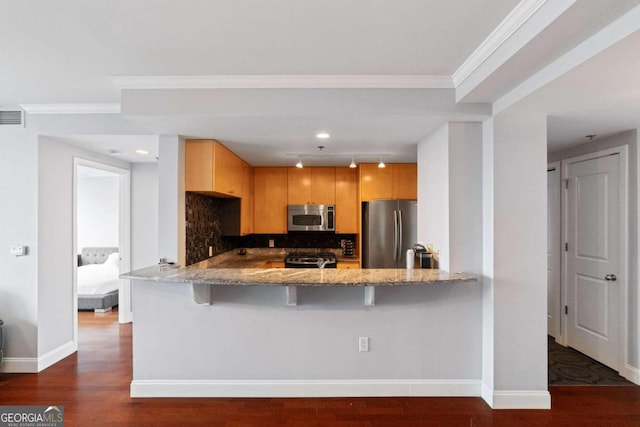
(186, 193, 358, 265)
(185, 192, 228, 266)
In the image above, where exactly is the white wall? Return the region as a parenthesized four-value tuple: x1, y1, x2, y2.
(490, 112, 548, 397)
(131, 163, 159, 270)
(77, 175, 119, 250)
(548, 129, 639, 370)
(38, 136, 130, 357)
(417, 124, 450, 268)
(0, 126, 38, 363)
(132, 281, 482, 390)
(448, 123, 483, 274)
(416, 122, 483, 274)
(157, 135, 185, 266)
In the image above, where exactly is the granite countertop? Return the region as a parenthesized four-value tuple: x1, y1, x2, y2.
(121, 248, 475, 287)
(121, 265, 474, 286)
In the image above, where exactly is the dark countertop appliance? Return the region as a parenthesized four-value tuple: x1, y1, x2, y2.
(284, 251, 337, 268)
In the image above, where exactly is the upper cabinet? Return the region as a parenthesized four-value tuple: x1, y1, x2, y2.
(240, 161, 254, 235)
(287, 167, 336, 205)
(185, 140, 243, 197)
(254, 167, 288, 234)
(335, 167, 358, 233)
(360, 163, 417, 201)
(391, 163, 418, 200)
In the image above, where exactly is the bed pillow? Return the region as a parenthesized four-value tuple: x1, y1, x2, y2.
(105, 252, 120, 266)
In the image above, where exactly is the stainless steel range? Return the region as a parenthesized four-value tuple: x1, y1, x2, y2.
(284, 251, 337, 268)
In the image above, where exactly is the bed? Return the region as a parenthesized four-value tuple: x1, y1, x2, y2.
(77, 247, 120, 312)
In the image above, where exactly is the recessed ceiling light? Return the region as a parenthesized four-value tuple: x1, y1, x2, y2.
(316, 132, 330, 139)
(136, 149, 149, 155)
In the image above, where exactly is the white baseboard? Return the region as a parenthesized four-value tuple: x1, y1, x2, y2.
(491, 390, 551, 409)
(623, 364, 640, 385)
(0, 341, 76, 373)
(0, 357, 39, 373)
(37, 340, 76, 372)
(131, 379, 482, 398)
(480, 382, 494, 407)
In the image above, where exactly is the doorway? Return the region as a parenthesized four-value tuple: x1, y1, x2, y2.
(73, 158, 132, 350)
(560, 147, 628, 374)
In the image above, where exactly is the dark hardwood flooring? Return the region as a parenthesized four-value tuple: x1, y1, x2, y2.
(1, 310, 640, 426)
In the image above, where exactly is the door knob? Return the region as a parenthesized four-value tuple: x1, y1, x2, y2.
(605, 274, 617, 281)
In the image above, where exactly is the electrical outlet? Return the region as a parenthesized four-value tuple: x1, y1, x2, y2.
(268, 239, 275, 248)
(208, 246, 213, 257)
(358, 337, 370, 352)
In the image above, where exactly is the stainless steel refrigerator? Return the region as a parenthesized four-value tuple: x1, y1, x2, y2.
(362, 199, 417, 268)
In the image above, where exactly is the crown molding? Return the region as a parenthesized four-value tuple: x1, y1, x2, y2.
(111, 75, 454, 90)
(452, 0, 548, 87)
(20, 103, 121, 114)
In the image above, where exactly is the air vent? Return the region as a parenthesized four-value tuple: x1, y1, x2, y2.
(0, 110, 23, 125)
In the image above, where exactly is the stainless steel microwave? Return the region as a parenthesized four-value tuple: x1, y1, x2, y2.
(287, 204, 335, 232)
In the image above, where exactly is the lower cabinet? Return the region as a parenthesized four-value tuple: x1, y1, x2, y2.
(337, 261, 360, 269)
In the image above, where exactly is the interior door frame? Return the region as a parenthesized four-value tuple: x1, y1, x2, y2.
(560, 145, 628, 375)
(547, 162, 561, 341)
(72, 157, 132, 347)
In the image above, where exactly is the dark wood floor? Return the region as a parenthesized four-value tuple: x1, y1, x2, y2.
(1, 311, 640, 426)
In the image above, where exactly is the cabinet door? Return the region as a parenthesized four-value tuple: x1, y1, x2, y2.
(185, 140, 214, 192)
(392, 163, 417, 199)
(254, 168, 288, 233)
(337, 261, 360, 269)
(360, 163, 393, 201)
(214, 142, 242, 197)
(335, 167, 358, 233)
(241, 162, 254, 235)
(287, 168, 311, 204)
(311, 167, 336, 204)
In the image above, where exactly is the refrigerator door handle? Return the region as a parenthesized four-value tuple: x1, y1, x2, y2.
(398, 209, 403, 261)
(393, 210, 398, 261)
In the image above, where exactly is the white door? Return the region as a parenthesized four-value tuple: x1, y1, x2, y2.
(547, 166, 561, 339)
(565, 154, 620, 370)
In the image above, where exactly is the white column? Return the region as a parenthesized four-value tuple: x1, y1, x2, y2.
(157, 135, 185, 266)
(482, 113, 549, 409)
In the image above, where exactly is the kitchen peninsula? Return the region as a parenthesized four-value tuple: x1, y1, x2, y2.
(123, 250, 480, 399)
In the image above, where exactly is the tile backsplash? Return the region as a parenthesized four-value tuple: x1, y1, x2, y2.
(185, 192, 229, 265)
(186, 192, 357, 265)
(224, 232, 356, 251)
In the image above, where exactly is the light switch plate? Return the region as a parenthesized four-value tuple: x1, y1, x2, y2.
(11, 245, 26, 256)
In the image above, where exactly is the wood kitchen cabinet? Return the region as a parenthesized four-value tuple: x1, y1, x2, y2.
(359, 163, 417, 201)
(287, 167, 335, 205)
(254, 167, 288, 233)
(392, 163, 418, 200)
(185, 139, 243, 197)
(240, 161, 254, 235)
(335, 167, 358, 233)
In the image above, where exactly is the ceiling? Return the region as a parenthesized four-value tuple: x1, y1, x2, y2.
(2, 0, 640, 165)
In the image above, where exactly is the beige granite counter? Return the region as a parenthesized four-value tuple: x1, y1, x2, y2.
(121, 247, 475, 287)
(122, 249, 476, 306)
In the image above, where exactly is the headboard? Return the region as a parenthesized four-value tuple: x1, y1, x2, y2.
(79, 247, 119, 266)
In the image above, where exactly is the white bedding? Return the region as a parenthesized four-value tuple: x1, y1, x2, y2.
(77, 252, 122, 295)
